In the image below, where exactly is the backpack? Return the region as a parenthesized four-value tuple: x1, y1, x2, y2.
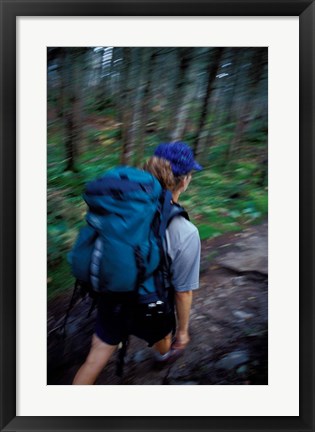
(67, 166, 188, 305)
(64, 166, 189, 377)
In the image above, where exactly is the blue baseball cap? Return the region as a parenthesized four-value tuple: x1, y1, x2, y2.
(154, 141, 203, 176)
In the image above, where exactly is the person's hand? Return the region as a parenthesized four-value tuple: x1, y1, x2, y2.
(172, 330, 190, 350)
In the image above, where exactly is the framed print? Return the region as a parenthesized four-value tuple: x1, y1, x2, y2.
(1, 0, 314, 431)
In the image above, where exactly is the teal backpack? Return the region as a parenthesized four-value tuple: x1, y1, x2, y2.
(68, 166, 188, 305)
(65, 166, 189, 376)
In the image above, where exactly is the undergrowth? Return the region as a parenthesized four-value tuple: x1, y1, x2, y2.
(47, 117, 267, 299)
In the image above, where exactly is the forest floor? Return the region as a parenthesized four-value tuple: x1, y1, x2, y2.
(48, 221, 268, 385)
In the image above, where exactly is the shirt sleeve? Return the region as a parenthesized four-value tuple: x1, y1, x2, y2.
(166, 217, 201, 292)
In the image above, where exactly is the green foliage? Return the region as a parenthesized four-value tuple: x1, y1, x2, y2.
(47, 112, 267, 300)
(179, 159, 267, 243)
(102, 129, 121, 140)
(85, 96, 117, 117)
(47, 123, 122, 297)
(47, 257, 74, 300)
(47, 47, 268, 301)
(197, 224, 222, 240)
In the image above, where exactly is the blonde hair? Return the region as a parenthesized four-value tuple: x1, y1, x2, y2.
(143, 156, 185, 191)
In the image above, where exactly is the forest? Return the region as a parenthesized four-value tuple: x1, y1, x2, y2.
(47, 46, 268, 300)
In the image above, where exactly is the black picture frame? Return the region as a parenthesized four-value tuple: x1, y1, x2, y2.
(1, 0, 314, 431)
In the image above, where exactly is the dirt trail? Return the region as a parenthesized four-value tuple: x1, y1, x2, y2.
(48, 221, 268, 385)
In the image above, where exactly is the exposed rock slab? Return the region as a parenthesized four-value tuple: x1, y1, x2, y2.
(216, 225, 268, 275)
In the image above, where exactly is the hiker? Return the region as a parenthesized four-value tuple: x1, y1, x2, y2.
(72, 142, 202, 385)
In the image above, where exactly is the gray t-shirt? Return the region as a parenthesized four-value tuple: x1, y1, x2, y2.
(165, 216, 201, 292)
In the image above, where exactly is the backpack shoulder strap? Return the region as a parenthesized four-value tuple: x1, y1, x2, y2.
(158, 190, 173, 238)
(158, 190, 189, 239)
(167, 202, 189, 227)
(157, 196, 190, 299)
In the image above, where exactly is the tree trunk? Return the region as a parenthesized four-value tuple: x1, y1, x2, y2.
(134, 48, 157, 166)
(156, 49, 177, 140)
(97, 47, 114, 109)
(64, 111, 76, 171)
(61, 48, 87, 171)
(171, 62, 199, 142)
(193, 47, 224, 156)
(96, 49, 104, 108)
(128, 49, 143, 157)
(120, 48, 133, 165)
(223, 48, 244, 125)
(108, 47, 115, 99)
(225, 101, 250, 163)
(56, 50, 66, 120)
(113, 47, 124, 125)
(226, 48, 267, 163)
(62, 49, 76, 171)
(169, 48, 193, 141)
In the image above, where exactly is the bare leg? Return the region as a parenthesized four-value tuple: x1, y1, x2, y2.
(72, 334, 118, 385)
(153, 332, 172, 355)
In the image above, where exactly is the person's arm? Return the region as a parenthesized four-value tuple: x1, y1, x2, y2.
(174, 290, 193, 348)
(167, 221, 201, 349)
